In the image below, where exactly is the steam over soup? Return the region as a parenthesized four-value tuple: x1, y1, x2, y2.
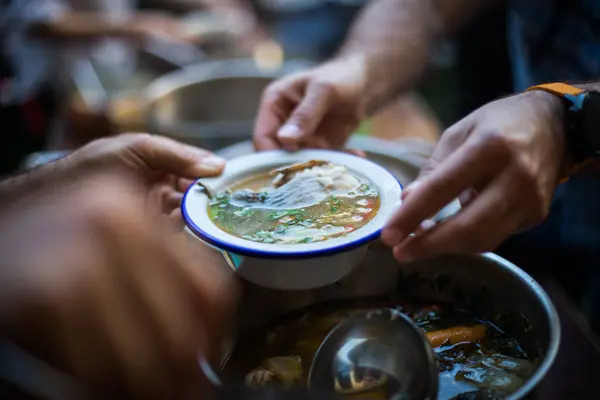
(208, 161, 380, 244)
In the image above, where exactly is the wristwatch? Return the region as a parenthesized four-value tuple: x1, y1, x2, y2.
(525, 83, 600, 175)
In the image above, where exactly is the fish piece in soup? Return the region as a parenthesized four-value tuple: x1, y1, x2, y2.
(468, 354, 535, 379)
(264, 356, 303, 387)
(244, 356, 303, 389)
(232, 162, 363, 209)
(245, 367, 275, 388)
(455, 366, 524, 393)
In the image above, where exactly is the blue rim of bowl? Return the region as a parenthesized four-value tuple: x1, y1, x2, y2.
(181, 152, 403, 260)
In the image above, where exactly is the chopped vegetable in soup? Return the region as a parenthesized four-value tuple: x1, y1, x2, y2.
(223, 301, 535, 400)
(208, 161, 380, 244)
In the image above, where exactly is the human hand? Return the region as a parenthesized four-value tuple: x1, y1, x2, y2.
(381, 91, 568, 262)
(0, 170, 236, 399)
(65, 133, 225, 227)
(0, 134, 224, 232)
(254, 58, 366, 151)
(218, 4, 269, 50)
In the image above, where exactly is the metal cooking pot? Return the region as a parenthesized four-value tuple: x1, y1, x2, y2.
(223, 248, 560, 400)
(214, 137, 558, 398)
(143, 58, 314, 151)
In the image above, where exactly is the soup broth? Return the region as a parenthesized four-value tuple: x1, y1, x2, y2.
(208, 163, 380, 244)
(223, 301, 535, 400)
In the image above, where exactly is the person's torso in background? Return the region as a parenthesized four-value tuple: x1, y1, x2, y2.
(507, 0, 600, 253)
(256, 0, 369, 60)
(505, 0, 600, 330)
(509, 0, 600, 91)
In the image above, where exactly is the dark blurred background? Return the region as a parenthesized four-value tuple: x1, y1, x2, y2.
(2, 0, 513, 171)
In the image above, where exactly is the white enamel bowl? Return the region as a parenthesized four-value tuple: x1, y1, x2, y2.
(181, 150, 402, 290)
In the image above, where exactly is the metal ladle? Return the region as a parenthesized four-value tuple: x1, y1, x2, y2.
(308, 308, 438, 400)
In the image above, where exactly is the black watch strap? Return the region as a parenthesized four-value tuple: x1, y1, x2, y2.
(526, 83, 600, 181)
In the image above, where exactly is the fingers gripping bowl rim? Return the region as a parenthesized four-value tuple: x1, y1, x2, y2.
(181, 150, 403, 259)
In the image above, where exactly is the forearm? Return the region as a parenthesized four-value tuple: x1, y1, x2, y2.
(28, 12, 139, 41)
(337, 0, 500, 115)
(572, 82, 600, 92)
(0, 158, 71, 207)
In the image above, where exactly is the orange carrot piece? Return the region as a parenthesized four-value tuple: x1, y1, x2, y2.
(425, 325, 487, 348)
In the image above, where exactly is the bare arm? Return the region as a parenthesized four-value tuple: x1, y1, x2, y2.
(337, 0, 502, 115)
(572, 82, 600, 92)
(28, 12, 137, 40)
(0, 158, 71, 208)
(28, 11, 186, 42)
(381, 79, 600, 262)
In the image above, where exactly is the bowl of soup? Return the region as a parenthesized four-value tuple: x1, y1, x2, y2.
(181, 150, 402, 290)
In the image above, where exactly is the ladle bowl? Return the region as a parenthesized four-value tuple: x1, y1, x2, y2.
(308, 308, 438, 400)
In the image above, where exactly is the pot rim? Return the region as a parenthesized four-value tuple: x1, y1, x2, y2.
(142, 58, 314, 139)
(483, 252, 561, 399)
(219, 252, 561, 399)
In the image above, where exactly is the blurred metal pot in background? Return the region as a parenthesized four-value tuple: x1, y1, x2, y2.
(143, 58, 314, 150)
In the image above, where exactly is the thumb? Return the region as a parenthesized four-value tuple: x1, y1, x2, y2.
(124, 134, 226, 178)
(277, 82, 334, 150)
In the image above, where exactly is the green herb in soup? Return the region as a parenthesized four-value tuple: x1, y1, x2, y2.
(208, 161, 380, 244)
(223, 301, 535, 400)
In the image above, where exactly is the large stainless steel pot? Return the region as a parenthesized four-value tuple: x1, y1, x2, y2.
(143, 58, 314, 151)
(224, 247, 560, 400)
(216, 137, 559, 399)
